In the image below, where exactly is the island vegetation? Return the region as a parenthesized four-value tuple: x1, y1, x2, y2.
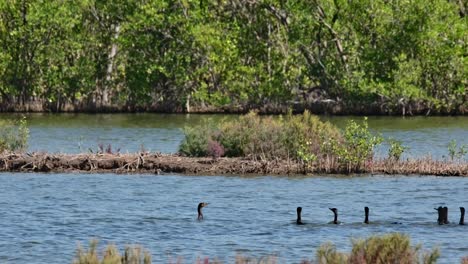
(0, 113, 466, 176)
(0, 0, 466, 114)
(73, 233, 467, 264)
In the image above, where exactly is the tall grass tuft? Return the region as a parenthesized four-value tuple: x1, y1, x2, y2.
(72, 240, 151, 264)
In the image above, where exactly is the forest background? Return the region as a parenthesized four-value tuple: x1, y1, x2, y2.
(0, 0, 466, 114)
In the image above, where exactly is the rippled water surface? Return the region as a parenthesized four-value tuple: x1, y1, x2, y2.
(0, 113, 467, 263)
(0, 173, 467, 263)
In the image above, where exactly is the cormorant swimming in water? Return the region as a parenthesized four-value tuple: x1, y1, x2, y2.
(460, 207, 465, 225)
(443, 206, 449, 224)
(364, 206, 369, 224)
(296, 207, 304, 225)
(198, 202, 208, 220)
(435, 206, 444, 225)
(329, 208, 340, 224)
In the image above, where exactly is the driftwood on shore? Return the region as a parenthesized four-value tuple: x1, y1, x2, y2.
(0, 152, 466, 176)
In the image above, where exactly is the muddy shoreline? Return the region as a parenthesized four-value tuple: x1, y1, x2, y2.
(1, 153, 466, 176)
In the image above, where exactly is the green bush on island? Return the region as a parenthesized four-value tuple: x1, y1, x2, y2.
(447, 140, 467, 161)
(0, 116, 29, 152)
(387, 138, 408, 162)
(179, 111, 341, 161)
(179, 111, 383, 172)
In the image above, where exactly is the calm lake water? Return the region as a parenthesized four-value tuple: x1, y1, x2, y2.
(0, 173, 467, 263)
(0, 113, 467, 263)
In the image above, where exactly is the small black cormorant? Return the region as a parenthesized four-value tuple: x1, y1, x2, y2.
(460, 207, 465, 225)
(435, 206, 444, 225)
(197, 202, 208, 220)
(443, 206, 449, 224)
(329, 208, 340, 224)
(296, 207, 304, 225)
(364, 206, 369, 224)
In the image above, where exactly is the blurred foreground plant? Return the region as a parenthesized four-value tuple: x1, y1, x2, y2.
(72, 240, 151, 264)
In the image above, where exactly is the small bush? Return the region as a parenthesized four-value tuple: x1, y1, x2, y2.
(330, 117, 382, 172)
(387, 138, 408, 162)
(447, 140, 467, 161)
(177, 112, 387, 173)
(0, 116, 29, 153)
(178, 110, 342, 162)
(179, 119, 218, 157)
(72, 240, 151, 264)
(207, 139, 225, 160)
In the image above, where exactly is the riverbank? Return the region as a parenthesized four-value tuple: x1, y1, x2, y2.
(1, 152, 466, 176)
(1, 99, 466, 116)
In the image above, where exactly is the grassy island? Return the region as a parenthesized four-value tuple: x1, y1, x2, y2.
(1, 112, 466, 176)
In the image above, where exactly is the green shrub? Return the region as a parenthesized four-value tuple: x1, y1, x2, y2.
(179, 119, 218, 157)
(72, 240, 151, 264)
(283, 111, 342, 167)
(330, 117, 382, 172)
(219, 112, 290, 160)
(178, 111, 343, 162)
(387, 138, 408, 162)
(0, 116, 29, 153)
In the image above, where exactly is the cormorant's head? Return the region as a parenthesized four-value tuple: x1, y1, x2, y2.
(365, 207, 369, 214)
(297, 207, 302, 214)
(198, 202, 208, 209)
(329, 208, 337, 213)
(461, 207, 465, 213)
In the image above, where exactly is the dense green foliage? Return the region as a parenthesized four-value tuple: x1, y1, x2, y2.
(0, 0, 465, 113)
(179, 111, 383, 172)
(0, 116, 29, 152)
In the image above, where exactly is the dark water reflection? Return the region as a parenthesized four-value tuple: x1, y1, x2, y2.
(1, 113, 466, 160)
(0, 173, 466, 263)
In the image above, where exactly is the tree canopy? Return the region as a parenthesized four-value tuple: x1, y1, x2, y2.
(0, 0, 466, 114)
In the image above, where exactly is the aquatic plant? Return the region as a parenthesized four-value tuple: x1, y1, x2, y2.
(72, 240, 151, 264)
(0, 115, 29, 152)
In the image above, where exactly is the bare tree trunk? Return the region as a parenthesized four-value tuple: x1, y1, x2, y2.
(103, 24, 120, 107)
